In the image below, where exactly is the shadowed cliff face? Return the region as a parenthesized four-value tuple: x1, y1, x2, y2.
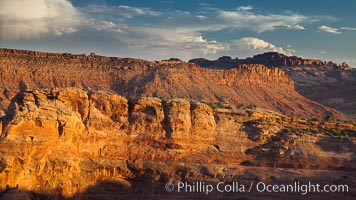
(189, 52, 352, 69)
(0, 88, 355, 199)
(0, 48, 343, 118)
(189, 52, 356, 116)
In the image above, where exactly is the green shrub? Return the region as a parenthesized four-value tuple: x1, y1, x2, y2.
(329, 128, 342, 136)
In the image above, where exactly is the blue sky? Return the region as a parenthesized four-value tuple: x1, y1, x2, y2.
(0, 0, 355, 66)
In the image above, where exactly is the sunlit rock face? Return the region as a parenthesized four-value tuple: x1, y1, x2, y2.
(0, 48, 344, 119)
(189, 52, 356, 115)
(0, 88, 355, 199)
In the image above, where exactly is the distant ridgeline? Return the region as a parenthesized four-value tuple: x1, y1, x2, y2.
(189, 52, 351, 69)
(190, 52, 356, 116)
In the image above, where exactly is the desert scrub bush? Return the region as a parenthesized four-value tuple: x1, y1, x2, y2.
(325, 130, 334, 136)
(246, 103, 257, 109)
(207, 102, 232, 109)
(329, 128, 342, 136)
(324, 128, 355, 137)
(236, 103, 245, 109)
(323, 114, 335, 122)
(285, 125, 302, 134)
(288, 112, 296, 122)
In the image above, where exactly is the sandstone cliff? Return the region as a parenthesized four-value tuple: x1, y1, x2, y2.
(0, 48, 343, 118)
(0, 88, 355, 199)
(189, 52, 356, 116)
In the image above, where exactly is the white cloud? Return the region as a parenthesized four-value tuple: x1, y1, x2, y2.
(185, 36, 208, 43)
(173, 10, 191, 15)
(289, 24, 305, 30)
(0, 0, 82, 40)
(231, 37, 295, 56)
(318, 25, 342, 34)
(117, 5, 161, 18)
(237, 6, 253, 11)
(83, 5, 160, 19)
(274, 24, 305, 30)
(196, 15, 208, 20)
(217, 10, 308, 32)
(90, 20, 126, 33)
(79, 6, 228, 59)
(340, 27, 356, 31)
(286, 49, 297, 54)
(1, 3, 328, 61)
(93, 21, 117, 31)
(320, 50, 327, 54)
(143, 7, 314, 34)
(115, 26, 228, 59)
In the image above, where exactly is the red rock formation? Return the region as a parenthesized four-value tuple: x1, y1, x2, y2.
(189, 52, 356, 116)
(0, 48, 343, 118)
(0, 88, 355, 199)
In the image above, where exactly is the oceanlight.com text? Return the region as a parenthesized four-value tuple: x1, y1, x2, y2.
(165, 181, 349, 195)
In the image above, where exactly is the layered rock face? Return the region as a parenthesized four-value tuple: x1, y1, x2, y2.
(0, 88, 355, 199)
(189, 52, 356, 116)
(0, 48, 343, 118)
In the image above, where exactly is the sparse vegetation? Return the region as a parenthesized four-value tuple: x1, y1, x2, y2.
(323, 114, 335, 122)
(207, 102, 232, 109)
(285, 125, 302, 134)
(236, 103, 245, 109)
(235, 103, 257, 109)
(289, 112, 296, 122)
(325, 128, 342, 136)
(308, 117, 321, 125)
(324, 128, 356, 137)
